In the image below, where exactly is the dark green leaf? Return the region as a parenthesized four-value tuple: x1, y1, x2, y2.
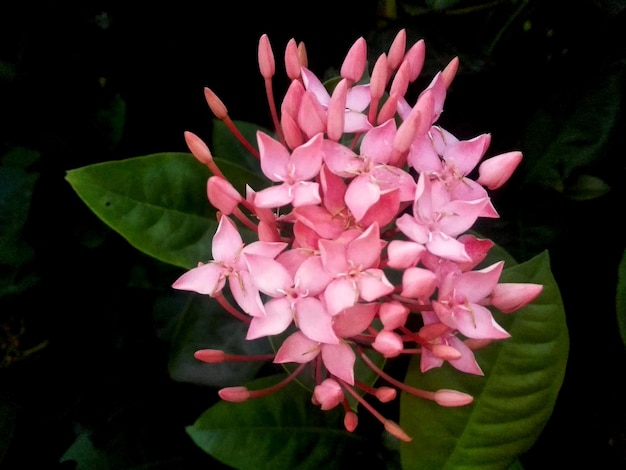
(187, 375, 390, 470)
(400, 251, 568, 469)
(563, 173, 611, 201)
(165, 292, 272, 387)
(211, 119, 268, 176)
(65, 153, 264, 269)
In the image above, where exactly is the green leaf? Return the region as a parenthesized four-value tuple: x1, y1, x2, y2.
(65, 153, 264, 269)
(163, 292, 272, 387)
(616, 249, 626, 348)
(60, 432, 110, 470)
(400, 251, 568, 469)
(563, 173, 612, 201)
(187, 375, 391, 470)
(211, 119, 268, 176)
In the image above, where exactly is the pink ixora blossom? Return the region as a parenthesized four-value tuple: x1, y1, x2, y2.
(171, 29, 543, 442)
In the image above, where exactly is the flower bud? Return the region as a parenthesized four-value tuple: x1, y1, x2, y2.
(373, 330, 404, 358)
(433, 389, 474, 407)
(219, 386, 251, 402)
(194, 349, 226, 363)
(379, 301, 409, 331)
(477, 151, 523, 190)
(490, 283, 543, 313)
(340, 37, 367, 83)
(313, 378, 344, 410)
(344, 411, 358, 432)
(207, 176, 241, 214)
(258, 34, 275, 79)
(374, 386, 397, 403)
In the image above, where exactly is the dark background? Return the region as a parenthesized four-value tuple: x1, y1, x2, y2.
(1, 1, 625, 468)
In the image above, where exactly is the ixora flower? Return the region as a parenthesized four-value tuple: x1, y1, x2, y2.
(172, 30, 542, 442)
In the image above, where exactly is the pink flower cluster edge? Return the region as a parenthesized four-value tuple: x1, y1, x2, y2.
(172, 30, 543, 442)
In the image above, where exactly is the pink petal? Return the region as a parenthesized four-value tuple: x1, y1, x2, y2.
(386, 240, 425, 269)
(318, 239, 349, 275)
(456, 261, 504, 303)
(229, 270, 265, 317)
(453, 303, 510, 340)
(291, 133, 324, 181)
(295, 297, 339, 344)
(244, 253, 293, 297)
(172, 263, 224, 296)
(212, 215, 243, 262)
(395, 213, 429, 244)
(345, 175, 381, 222)
(324, 278, 358, 316)
(253, 183, 293, 209)
(322, 140, 363, 177)
(321, 342, 356, 384)
(360, 119, 396, 165)
(332, 302, 378, 337)
(427, 231, 472, 263)
(291, 181, 322, 207)
(444, 133, 491, 176)
(347, 222, 381, 268)
(400, 267, 437, 299)
(274, 331, 320, 364)
(295, 256, 332, 296)
(257, 131, 290, 182)
(300, 67, 330, 105)
(446, 336, 484, 375)
(358, 269, 395, 301)
(246, 297, 293, 339)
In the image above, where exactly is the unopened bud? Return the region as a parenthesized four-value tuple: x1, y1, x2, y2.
(284, 38, 301, 80)
(384, 420, 412, 442)
(340, 37, 367, 83)
(258, 34, 275, 79)
(204, 87, 229, 119)
(434, 389, 474, 407)
(184, 131, 214, 166)
(373, 330, 404, 358)
(194, 349, 226, 363)
(219, 386, 251, 402)
(344, 411, 358, 432)
(431, 344, 462, 361)
(374, 386, 397, 403)
(207, 176, 242, 214)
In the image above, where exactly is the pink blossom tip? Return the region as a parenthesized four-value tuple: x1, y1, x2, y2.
(194, 349, 226, 363)
(204, 87, 229, 119)
(490, 283, 543, 313)
(434, 389, 474, 407)
(340, 37, 367, 83)
(184, 131, 214, 166)
(384, 420, 412, 442)
(372, 331, 404, 358)
(207, 176, 242, 214)
(344, 411, 358, 432)
(284, 38, 301, 80)
(477, 151, 523, 190)
(375, 387, 397, 403)
(258, 34, 275, 79)
(219, 386, 251, 402)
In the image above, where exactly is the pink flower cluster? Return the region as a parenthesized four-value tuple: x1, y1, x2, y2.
(173, 30, 543, 441)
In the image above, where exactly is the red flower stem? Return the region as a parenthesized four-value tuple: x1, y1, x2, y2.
(222, 116, 261, 159)
(214, 292, 251, 323)
(232, 207, 259, 233)
(264, 77, 285, 145)
(358, 347, 436, 401)
(248, 363, 307, 399)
